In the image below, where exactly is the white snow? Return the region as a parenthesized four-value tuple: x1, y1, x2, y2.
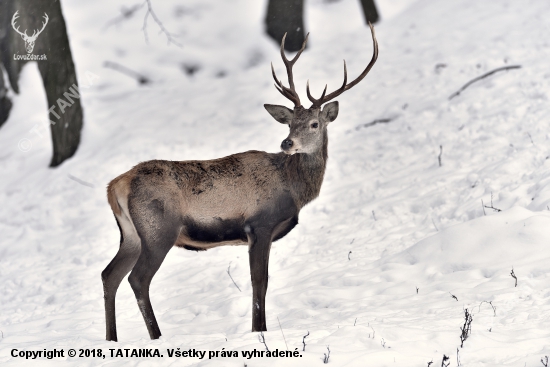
(1, 0, 550, 365)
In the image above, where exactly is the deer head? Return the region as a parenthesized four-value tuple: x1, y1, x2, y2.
(265, 23, 378, 155)
(11, 11, 49, 54)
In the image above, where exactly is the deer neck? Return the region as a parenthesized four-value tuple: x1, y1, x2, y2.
(283, 133, 328, 209)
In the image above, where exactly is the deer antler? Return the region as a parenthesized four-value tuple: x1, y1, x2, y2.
(31, 13, 49, 39)
(307, 22, 379, 108)
(11, 11, 27, 37)
(11, 12, 49, 40)
(271, 33, 309, 107)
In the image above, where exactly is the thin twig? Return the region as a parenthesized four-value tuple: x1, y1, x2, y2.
(258, 331, 269, 352)
(449, 65, 522, 100)
(431, 217, 439, 232)
(457, 348, 461, 366)
(372, 210, 377, 221)
(527, 132, 535, 145)
(227, 262, 241, 292)
(484, 192, 502, 212)
(355, 118, 393, 131)
(478, 300, 496, 316)
(449, 292, 458, 301)
(277, 317, 288, 351)
(441, 354, 450, 367)
(142, 0, 182, 47)
(68, 174, 94, 188)
(460, 308, 473, 348)
(438, 145, 443, 167)
(302, 331, 309, 351)
(348, 251, 352, 261)
(510, 268, 517, 287)
(104, 61, 151, 85)
(104, 3, 144, 30)
(323, 346, 330, 364)
(481, 199, 486, 216)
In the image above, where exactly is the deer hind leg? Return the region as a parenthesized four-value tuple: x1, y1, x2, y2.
(247, 226, 273, 332)
(101, 216, 141, 342)
(127, 199, 180, 340)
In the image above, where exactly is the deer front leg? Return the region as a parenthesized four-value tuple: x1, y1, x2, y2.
(247, 227, 272, 332)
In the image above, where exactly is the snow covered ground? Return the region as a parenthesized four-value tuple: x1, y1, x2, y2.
(1, 0, 550, 365)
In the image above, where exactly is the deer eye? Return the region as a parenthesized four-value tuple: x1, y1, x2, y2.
(310, 122, 319, 129)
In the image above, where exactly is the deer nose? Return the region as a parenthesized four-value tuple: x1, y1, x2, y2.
(281, 139, 294, 150)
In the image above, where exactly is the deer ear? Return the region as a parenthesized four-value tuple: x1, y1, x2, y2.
(264, 104, 294, 125)
(321, 101, 339, 124)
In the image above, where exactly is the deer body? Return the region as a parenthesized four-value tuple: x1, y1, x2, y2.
(102, 24, 377, 341)
(109, 148, 326, 251)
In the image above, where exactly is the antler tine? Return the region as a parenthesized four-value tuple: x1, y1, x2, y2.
(309, 21, 378, 108)
(280, 32, 309, 91)
(11, 11, 27, 37)
(35, 13, 49, 37)
(271, 63, 301, 106)
(270, 32, 310, 107)
(306, 80, 327, 105)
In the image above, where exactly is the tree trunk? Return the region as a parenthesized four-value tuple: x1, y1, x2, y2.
(0, 65, 12, 128)
(265, 0, 305, 52)
(359, 0, 379, 24)
(0, 0, 83, 167)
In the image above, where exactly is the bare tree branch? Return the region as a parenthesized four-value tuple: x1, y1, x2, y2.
(449, 65, 521, 100)
(277, 316, 288, 351)
(104, 61, 151, 85)
(226, 262, 242, 292)
(302, 331, 309, 351)
(142, 0, 182, 47)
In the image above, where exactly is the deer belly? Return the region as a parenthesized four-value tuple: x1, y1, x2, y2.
(176, 216, 248, 249)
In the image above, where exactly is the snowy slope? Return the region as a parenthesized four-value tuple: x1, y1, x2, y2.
(1, 0, 550, 366)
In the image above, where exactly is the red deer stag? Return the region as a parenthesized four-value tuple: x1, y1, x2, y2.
(102, 23, 378, 341)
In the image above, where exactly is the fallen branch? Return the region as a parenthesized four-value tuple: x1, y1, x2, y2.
(441, 354, 450, 367)
(449, 65, 522, 100)
(68, 174, 94, 188)
(449, 292, 458, 301)
(302, 331, 309, 351)
(226, 262, 241, 292)
(355, 118, 393, 131)
(104, 61, 150, 85)
(104, 3, 144, 30)
(541, 356, 548, 367)
(510, 268, 517, 287)
(258, 331, 269, 352)
(484, 192, 502, 212)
